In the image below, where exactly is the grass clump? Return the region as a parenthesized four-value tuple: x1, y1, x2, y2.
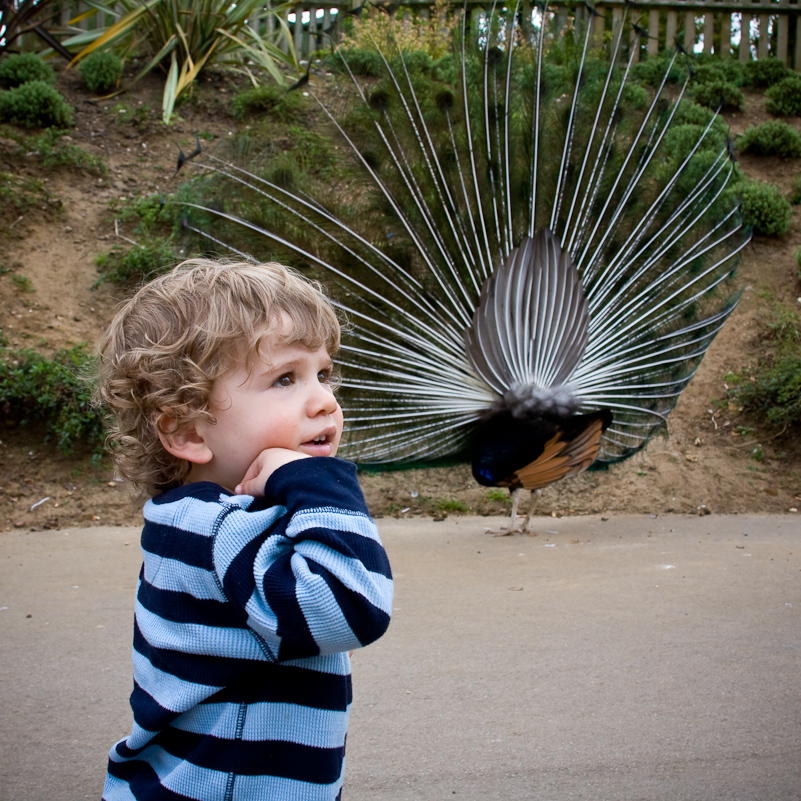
(95, 238, 177, 285)
(0, 81, 73, 128)
(0, 344, 105, 453)
(229, 84, 304, 121)
(765, 74, 801, 117)
(739, 180, 792, 236)
(738, 120, 801, 159)
(79, 51, 123, 94)
(0, 53, 55, 88)
(726, 305, 801, 430)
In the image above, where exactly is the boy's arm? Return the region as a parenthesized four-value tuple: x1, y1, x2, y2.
(213, 457, 393, 661)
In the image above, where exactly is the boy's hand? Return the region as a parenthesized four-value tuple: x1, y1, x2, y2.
(234, 448, 311, 497)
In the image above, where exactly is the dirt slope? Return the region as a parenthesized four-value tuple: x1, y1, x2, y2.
(1, 69, 799, 532)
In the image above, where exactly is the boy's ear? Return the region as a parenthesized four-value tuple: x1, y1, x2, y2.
(157, 414, 213, 465)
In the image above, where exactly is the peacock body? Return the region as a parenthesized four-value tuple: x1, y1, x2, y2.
(182, 3, 748, 506)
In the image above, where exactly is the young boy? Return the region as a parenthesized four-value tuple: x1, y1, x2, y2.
(96, 258, 393, 801)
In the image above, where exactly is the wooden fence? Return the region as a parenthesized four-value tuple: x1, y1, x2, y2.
(12, 0, 801, 69)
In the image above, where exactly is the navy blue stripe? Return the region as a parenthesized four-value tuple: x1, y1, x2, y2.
(307, 562, 391, 647)
(206, 666, 351, 710)
(216, 532, 262, 609)
(293, 526, 392, 578)
(106, 759, 185, 801)
(156, 727, 345, 783)
(142, 522, 214, 570)
(138, 581, 242, 629)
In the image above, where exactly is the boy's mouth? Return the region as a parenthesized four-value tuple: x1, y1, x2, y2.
(299, 428, 338, 455)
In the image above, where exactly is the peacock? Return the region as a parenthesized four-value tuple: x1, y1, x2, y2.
(178, 2, 748, 531)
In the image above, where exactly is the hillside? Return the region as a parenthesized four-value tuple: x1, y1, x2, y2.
(1, 65, 799, 532)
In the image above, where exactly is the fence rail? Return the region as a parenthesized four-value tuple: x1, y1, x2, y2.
(11, 0, 801, 69)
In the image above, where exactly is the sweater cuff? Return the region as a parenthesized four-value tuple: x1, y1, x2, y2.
(263, 457, 369, 517)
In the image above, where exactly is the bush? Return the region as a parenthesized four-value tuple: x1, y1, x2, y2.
(0, 344, 105, 453)
(690, 79, 744, 112)
(229, 84, 303, 121)
(0, 81, 73, 128)
(0, 53, 55, 88)
(739, 180, 793, 236)
(744, 57, 790, 88)
(95, 238, 176, 285)
(765, 74, 801, 117)
(738, 120, 801, 159)
(791, 174, 801, 205)
(691, 59, 746, 87)
(79, 51, 123, 94)
(727, 306, 801, 429)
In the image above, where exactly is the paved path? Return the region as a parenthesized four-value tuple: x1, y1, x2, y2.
(1, 514, 799, 800)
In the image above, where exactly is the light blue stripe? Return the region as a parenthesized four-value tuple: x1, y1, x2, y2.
(132, 648, 223, 714)
(144, 495, 221, 533)
(172, 701, 350, 748)
(232, 769, 345, 801)
(213, 505, 285, 578)
(102, 772, 138, 801)
(136, 599, 267, 660)
(124, 720, 159, 751)
(109, 743, 344, 801)
(293, 557, 359, 653)
(285, 507, 380, 542)
(296, 540, 394, 615)
(141, 553, 225, 601)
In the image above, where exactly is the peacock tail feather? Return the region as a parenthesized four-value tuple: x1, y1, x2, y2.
(180, 2, 748, 477)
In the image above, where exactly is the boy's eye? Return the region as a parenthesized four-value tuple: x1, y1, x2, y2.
(274, 374, 293, 387)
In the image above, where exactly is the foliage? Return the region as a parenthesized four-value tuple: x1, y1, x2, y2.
(738, 179, 792, 236)
(0, 170, 53, 216)
(738, 120, 801, 160)
(66, 0, 299, 124)
(691, 58, 746, 87)
(0, 52, 55, 88)
(726, 305, 801, 429)
(338, 0, 457, 60)
(630, 51, 685, 87)
(690, 79, 744, 112)
(764, 74, 801, 117)
(229, 84, 303, 121)
(744, 57, 790, 88)
(0, 80, 73, 128)
(791, 174, 801, 205)
(1, 125, 106, 174)
(79, 50, 123, 93)
(95, 237, 177, 285)
(0, 344, 106, 453)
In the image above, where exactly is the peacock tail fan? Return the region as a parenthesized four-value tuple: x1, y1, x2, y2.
(179, 2, 748, 481)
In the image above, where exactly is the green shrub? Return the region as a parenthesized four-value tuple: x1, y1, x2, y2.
(95, 238, 176, 285)
(79, 51, 123, 94)
(631, 52, 685, 86)
(692, 59, 746, 87)
(738, 120, 801, 159)
(0, 81, 73, 128)
(690, 79, 744, 112)
(229, 84, 303, 121)
(765, 74, 801, 117)
(0, 344, 105, 453)
(791, 174, 801, 205)
(0, 53, 55, 88)
(327, 47, 384, 77)
(727, 306, 801, 429)
(739, 179, 793, 236)
(744, 57, 790, 88)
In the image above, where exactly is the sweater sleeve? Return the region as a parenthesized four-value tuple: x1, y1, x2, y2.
(212, 457, 393, 661)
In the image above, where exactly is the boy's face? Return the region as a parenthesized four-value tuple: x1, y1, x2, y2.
(187, 335, 343, 492)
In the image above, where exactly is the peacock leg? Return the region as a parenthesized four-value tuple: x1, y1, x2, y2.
(489, 488, 522, 536)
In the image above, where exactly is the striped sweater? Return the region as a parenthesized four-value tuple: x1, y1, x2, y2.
(103, 457, 393, 801)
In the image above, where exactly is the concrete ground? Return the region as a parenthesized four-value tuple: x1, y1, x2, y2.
(1, 514, 799, 801)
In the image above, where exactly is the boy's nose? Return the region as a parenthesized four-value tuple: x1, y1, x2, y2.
(306, 380, 339, 416)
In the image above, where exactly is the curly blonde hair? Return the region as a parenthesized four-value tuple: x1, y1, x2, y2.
(96, 259, 341, 497)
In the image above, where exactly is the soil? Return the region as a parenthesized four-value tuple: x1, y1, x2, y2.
(1, 67, 800, 533)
